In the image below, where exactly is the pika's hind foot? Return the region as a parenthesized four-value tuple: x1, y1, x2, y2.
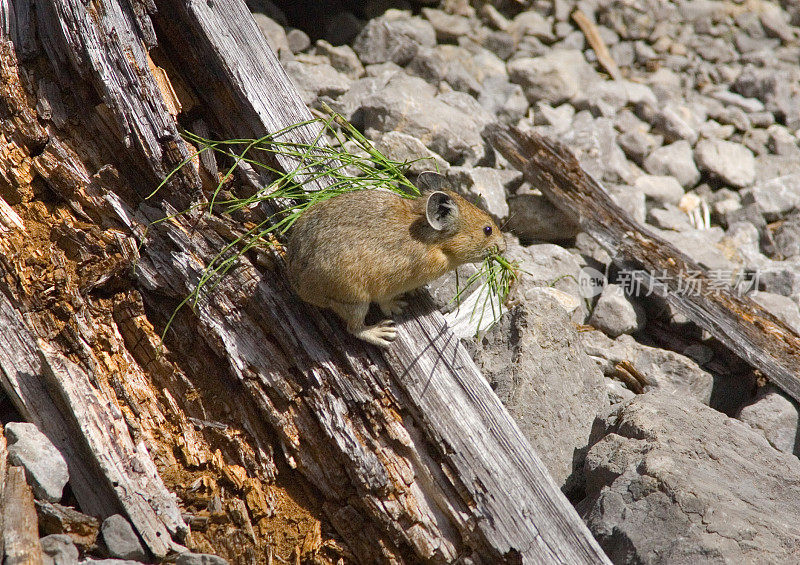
(354, 319, 397, 348)
(378, 297, 408, 317)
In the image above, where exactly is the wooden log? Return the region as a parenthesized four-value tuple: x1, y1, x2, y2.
(2, 466, 44, 565)
(0, 426, 6, 558)
(153, 0, 334, 192)
(484, 123, 800, 404)
(0, 290, 186, 557)
(9, 0, 612, 561)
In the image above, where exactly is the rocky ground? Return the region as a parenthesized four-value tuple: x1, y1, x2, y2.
(248, 0, 800, 562)
(9, 0, 800, 563)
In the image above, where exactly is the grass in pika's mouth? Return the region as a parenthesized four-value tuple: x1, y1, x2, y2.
(149, 107, 517, 338)
(452, 254, 519, 335)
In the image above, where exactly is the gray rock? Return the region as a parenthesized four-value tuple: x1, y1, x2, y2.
(314, 40, 364, 79)
(406, 47, 460, 90)
(41, 534, 79, 565)
(711, 106, 751, 132)
(575, 80, 657, 117)
(773, 216, 800, 258)
(478, 77, 528, 123)
(713, 196, 742, 220)
(561, 113, 640, 184)
(283, 60, 351, 107)
(698, 118, 736, 139)
(583, 393, 800, 564)
(754, 154, 800, 183)
(734, 65, 800, 129)
(535, 101, 575, 134)
(758, 260, 800, 296)
(589, 284, 646, 338)
(609, 41, 635, 68)
(767, 124, 800, 157)
(647, 204, 694, 231)
(749, 111, 776, 128)
(506, 192, 579, 241)
(286, 29, 310, 54)
(508, 49, 598, 105)
(176, 553, 230, 565)
(6, 422, 69, 503)
(505, 239, 591, 318)
(738, 385, 799, 456)
(421, 8, 471, 43)
(413, 43, 506, 94)
(644, 141, 701, 188)
(374, 131, 449, 176)
(618, 129, 663, 166)
(509, 10, 554, 42)
(651, 102, 704, 145)
(753, 291, 800, 334)
(352, 13, 434, 65)
(252, 14, 290, 57)
(634, 174, 685, 206)
(580, 331, 714, 403)
(740, 173, 800, 221)
(607, 184, 646, 224)
(481, 29, 516, 60)
(447, 166, 521, 222)
(694, 138, 756, 188)
(709, 89, 766, 113)
(654, 226, 738, 271)
(760, 6, 796, 42)
(470, 292, 609, 496)
(329, 73, 395, 122)
(721, 221, 765, 267)
(360, 73, 491, 165)
(100, 515, 147, 562)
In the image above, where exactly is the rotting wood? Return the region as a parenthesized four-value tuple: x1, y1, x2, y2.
(0, 289, 187, 557)
(34, 501, 100, 550)
(0, 427, 6, 558)
(3, 0, 613, 562)
(1, 38, 324, 563)
(485, 123, 800, 404)
(2, 466, 44, 565)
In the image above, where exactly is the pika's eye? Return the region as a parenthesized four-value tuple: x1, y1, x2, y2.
(483, 225, 493, 236)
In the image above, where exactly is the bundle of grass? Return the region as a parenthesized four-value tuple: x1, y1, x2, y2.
(153, 109, 516, 338)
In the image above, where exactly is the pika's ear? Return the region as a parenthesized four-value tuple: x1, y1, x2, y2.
(426, 191, 459, 231)
(417, 171, 452, 192)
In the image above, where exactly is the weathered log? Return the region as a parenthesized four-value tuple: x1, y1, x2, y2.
(2, 1, 611, 562)
(485, 123, 800, 404)
(0, 289, 186, 557)
(0, 427, 6, 558)
(2, 466, 43, 565)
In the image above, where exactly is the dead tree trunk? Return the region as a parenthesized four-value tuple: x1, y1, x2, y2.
(1, 1, 609, 563)
(485, 124, 800, 404)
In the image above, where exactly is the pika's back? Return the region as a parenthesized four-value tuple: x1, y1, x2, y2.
(286, 190, 423, 304)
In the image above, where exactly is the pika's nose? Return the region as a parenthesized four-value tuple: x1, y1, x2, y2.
(497, 235, 507, 254)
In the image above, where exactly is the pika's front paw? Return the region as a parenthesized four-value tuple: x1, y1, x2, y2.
(355, 319, 398, 348)
(378, 297, 408, 317)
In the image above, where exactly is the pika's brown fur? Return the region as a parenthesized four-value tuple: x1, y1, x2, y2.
(287, 173, 505, 347)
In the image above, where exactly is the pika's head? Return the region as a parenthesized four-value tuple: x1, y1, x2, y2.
(419, 172, 506, 265)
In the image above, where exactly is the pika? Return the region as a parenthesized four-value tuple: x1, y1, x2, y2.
(286, 172, 506, 347)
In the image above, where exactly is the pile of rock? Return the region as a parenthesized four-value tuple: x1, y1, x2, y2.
(252, 0, 800, 561)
